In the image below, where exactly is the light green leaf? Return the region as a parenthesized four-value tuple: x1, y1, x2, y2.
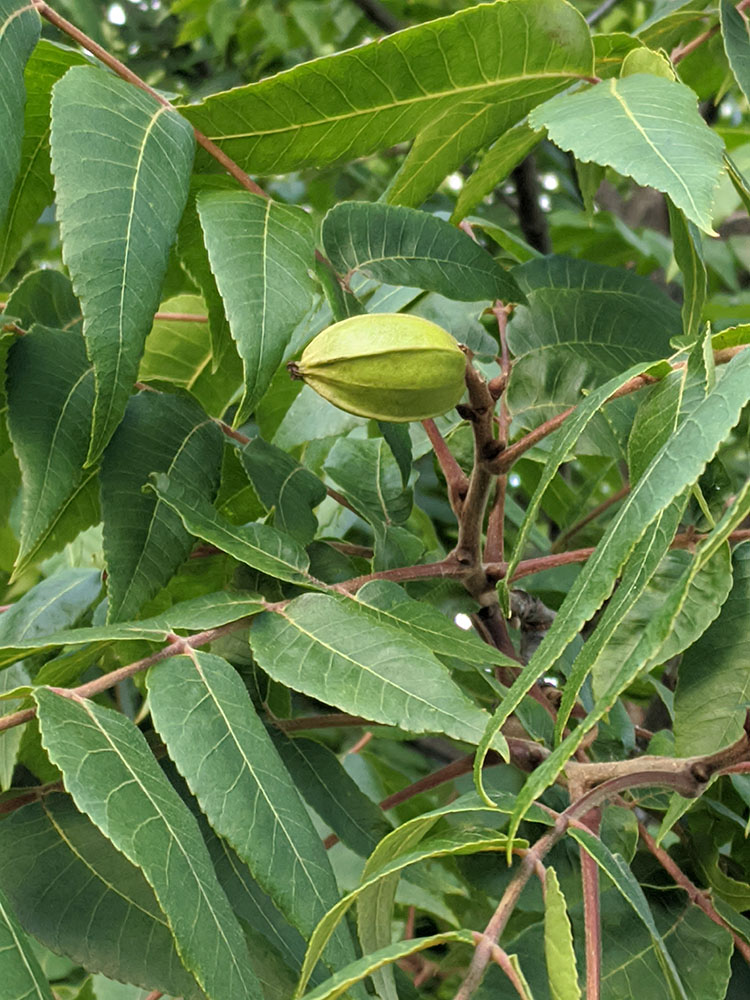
(197, 189, 317, 422)
(0, 0, 40, 228)
(101, 392, 223, 622)
(147, 473, 313, 586)
(139, 294, 243, 418)
(184, 0, 592, 206)
(477, 349, 750, 809)
(0, 793, 203, 998)
(544, 868, 580, 1000)
(674, 542, 750, 757)
(0, 662, 29, 789)
(353, 579, 514, 666)
(0, 40, 87, 280)
(299, 930, 475, 1000)
(530, 75, 724, 233)
(51, 66, 195, 462)
(7, 325, 96, 579)
(147, 651, 357, 974)
(452, 121, 542, 223)
(620, 46, 675, 79)
(298, 826, 512, 997)
(569, 828, 687, 998)
(250, 592, 498, 746)
(667, 200, 707, 345)
(272, 733, 393, 858)
(240, 437, 326, 545)
(0, 883, 54, 1000)
(322, 202, 524, 303)
(34, 688, 262, 1000)
(721, 0, 750, 102)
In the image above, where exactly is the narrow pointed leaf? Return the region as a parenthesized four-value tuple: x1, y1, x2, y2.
(7, 325, 95, 577)
(147, 473, 313, 585)
(197, 189, 317, 422)
(0, 884, 54, 1000)
(0, 0, 40, 227)
(721, 0, 750, 102)
(183, 0, 593, 198)
(0, 568, 102, 658)
(0, 794, 203, 998)
(34, 688, 262, 1000)
(529, 75, 724, 233)
(148, 651, 357, 973)
(0, 40, 87, 280)
(452, 121, 542, 223)
(667, 200, 707, 345)
(476, 348, 750, 805)
(322, 202, 524, 303)
(250, 593, 497, 746)
(544, 868, 581, 1000)
(101, 392, 223, 622)
(51, 66, 195, 462)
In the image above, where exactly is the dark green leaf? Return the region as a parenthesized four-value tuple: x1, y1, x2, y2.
(147, 651, 356, 973)
(452, 121, 542, 223)
(240, 437, 326, 545)
(3, 266, 81, 331)
(147, 473, 313, 585)
(51, 66, 195, 462)
(324, 437, 412, 527)
(0, 0, 40, 228)
(0, 883, 54, 1000)
(34, 689, 262, 1000)
(668, 200, 707, 345)
(183, 0, 593, 208)
(530, 75, 724, 233)
(377, 423, 412, 488)
(322, 202, 524, 303)
(0, 793, 203, 998)
(721, 0, 750, 102)
(0, 568, 102, 657)
(101, 391, 223, 622)
(197, 189, 317, 422)
(7, 325, 96, 578)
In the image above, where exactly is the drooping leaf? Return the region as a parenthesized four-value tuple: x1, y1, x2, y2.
(377, 422, 412, 487)
(272, 733, 393, 858)
(240, 437, 326, 544)
(3, 266, 81, 331)
(0, 793, 203, 998)
(34, 688, 262, 1000)
(544, 868, 581, 1000)
(0, 0, 40, 228)
(51, 66, 195, 462)
(529, 74, 724, 233)
(721, 0, 750, 102)
(324, 437, 412, 528)
(101, 391, 223, 622)
(452, 121, 543, 223)
(322, 202, 524, 303)
(139, 294, 243, 418)
(147, 651, 357, 973)
(667, 200, 707, 345)
(197, 189, 317, 422)
(183, 0, 593, 208)
(674, 542, 750, 757)
(0, 883, 54, 1000)
(6, 325, 96, 578)
(0, 40, 87, 280)
(250, 592, 497, 746)
(146, 473, 313, 585)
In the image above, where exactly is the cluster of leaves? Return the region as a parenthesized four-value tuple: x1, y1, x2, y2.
(2, 0, 750, 998)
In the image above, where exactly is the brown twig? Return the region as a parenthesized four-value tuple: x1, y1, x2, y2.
(153, 312, 208, 323)
(349, 0, 402, 33)
(671, 22, 720, 65)
(422, 418, 469, 514)
(472, 933, 530, 1000)
(553, 483, 630, 551)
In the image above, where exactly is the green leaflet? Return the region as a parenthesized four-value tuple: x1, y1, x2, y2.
(544, 868, 580, 1000)
(147, 651, 358, 974)
(197, 189, 317, 423)
(250, 592, 499, 748)
(0, 0, 40, 228)
(34, 688, 262, 1000)
(0, 40, 87, 281)
(183, 0, 593, 208)
(476, 348, 750, 811)
(667, 199, 707, 345)
(101, 392, 223, 622)
(322, 202, 524, 303)
(6, 325, 96, 579)
(530, 74, 724, 234)
(0, 883, 54, 1000)
(721, 0, 750, 103)
(0, 793, 203, 998)
(51, 66, 195, 463)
